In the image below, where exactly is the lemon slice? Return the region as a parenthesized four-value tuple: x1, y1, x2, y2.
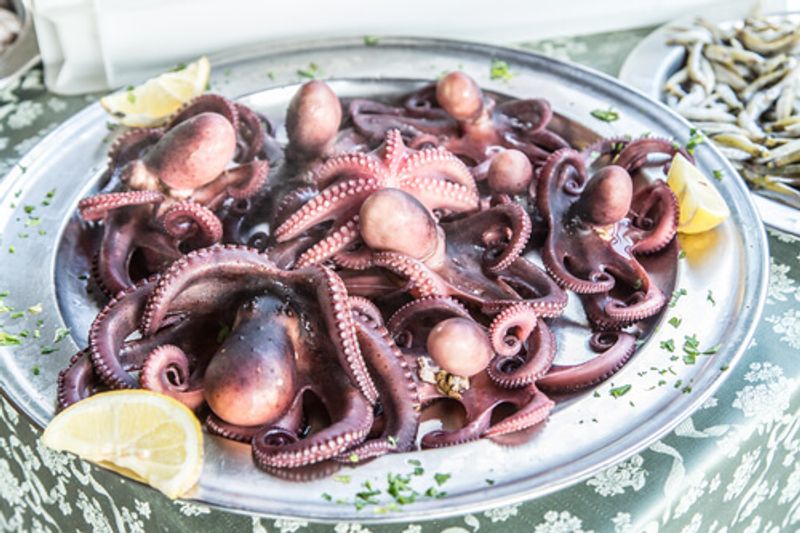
(100, 57, 211, 127)
(42, 390, 203, 499)
(667, 153, 731, 234)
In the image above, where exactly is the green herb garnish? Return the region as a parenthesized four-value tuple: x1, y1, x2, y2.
(609, 384, 632, 398)
(660, 339, 675, 352)
(434, 473, 451, 486)
(0, 332, 22, 346)
(707, 290, 716, 306)
(53, 327, 70, 343)
(333, 474, 351, 485)
(590, 108, 620, 122)
(40, 346, 58, 355)
(32, 365, 40, 376)
(668, 316, 682, 328)
(489, 58, 514, 82)
(669, 288, 687, 308)
(363, 36, 380, 46)
(685, 128, 705, 154)
(712, 169, 723, 181)
(297, 63, 319, 80)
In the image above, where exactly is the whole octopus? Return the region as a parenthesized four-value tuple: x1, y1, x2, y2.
(58, 71, 681, 474)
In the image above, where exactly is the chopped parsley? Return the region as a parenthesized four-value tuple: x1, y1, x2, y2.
(712, 169, 724, 181)
(434, 473, 451, 486)
(321, 492, 332, 501)
(685, 128, 705, 154)
(0, 332, 22, 346)
(126, 85, 136, 104)
(669, 288, 687, 308)
(678, 249, 687, 259)
(590, 108, 620, 122)
(707, 290, 716, 306)
(720, 364, 730, 371)
(27, 304, 42, 315)
(609, 384, 632, 398)
(363, 36, 380, 46)
(40, 345, 58, 355)
(489, 58, 514, 82)
(170, 62, 187, 72)
(486, 479, 495, 485)
(8, 246, 14, 254)
(668, 316, 682, 328)
(425, 486, 447, 499)
(297, 62, 320, 80)
(53, 327, 70, 343)
(682, 385, 693, 394)
(333, 474, 352, 485)
(660, 339, 675, 352)
(674, 379, 683, 389)
(32, 365, 40, 376)
(348, 453, 359, 463)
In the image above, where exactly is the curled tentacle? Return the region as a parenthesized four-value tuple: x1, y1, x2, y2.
(139, 344, 204, 410)
(629, 181, 680, 255)
(488, 304, 538, 357)
(160, 200, 222, 247)
(487, 316, 556, 388)
(538, 331, 637, 392)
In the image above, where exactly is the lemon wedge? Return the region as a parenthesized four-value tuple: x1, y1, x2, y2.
(100, 56, 211, 127)
(667, 153, 731, 234)
(42, 390, 203, 499)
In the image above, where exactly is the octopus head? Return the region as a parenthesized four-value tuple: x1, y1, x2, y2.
(286, 80, 342, 159)
(203, 294, 299, 427)
(487, 149, 534, 195)
(359, 188, 445, 266)
(573, 165, 632, 226)
(124, 112, 237, 194)
(426, 317, 493, 377)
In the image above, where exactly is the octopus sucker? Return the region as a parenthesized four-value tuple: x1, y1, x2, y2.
(60, 71, 679, 475)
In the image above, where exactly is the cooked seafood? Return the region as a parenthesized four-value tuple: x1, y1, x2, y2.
(665, 11, 800, 207)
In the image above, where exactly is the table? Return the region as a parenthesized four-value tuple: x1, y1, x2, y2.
(0, 28, 798, 533)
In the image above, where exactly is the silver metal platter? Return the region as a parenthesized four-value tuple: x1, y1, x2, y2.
(620, 13, 800, 235)
(0, 37, 768, 522)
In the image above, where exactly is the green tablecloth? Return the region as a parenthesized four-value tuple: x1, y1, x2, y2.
(1, 28, 799, 533)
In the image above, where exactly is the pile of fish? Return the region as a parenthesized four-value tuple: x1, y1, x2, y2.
(665, 13, 800, 207)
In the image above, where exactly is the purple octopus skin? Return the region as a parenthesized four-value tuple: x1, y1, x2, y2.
(536, 147, 677, 329)
(77, 94, 271, 295)
(60, 72, 682, 475)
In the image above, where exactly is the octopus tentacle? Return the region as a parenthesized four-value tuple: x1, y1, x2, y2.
(168, 93, 239, 131)
(294, 215, 360, 268)
(387, 296, 469, 336)
(485, 258, 569, 318)
(487, 316, 556, 388)
(89, 276, 158, 389)
(400, 176, 479, 212)
(206, 414, 265, 443)
(274, 178, 381, 242)
(312, 266, 379, 404)
(251, 387, 373, 468)
(139, 344, 204, 410)
(483, 388, 554, 437)
(140, 244, 278, 335)
(107, 128, 164, 172)
(613, 137, 686, 173)
(233, 102, 266, 163)
(332, 245, 374, 270)
(537, 332, 637, 392)
(57, 349, 102, 410)
(488, 304, 538, 357)
(340, 311, 420, 462)
(628, 181, 679, 255)
(79, 191, 163, 221)
(160, 200, 222, 247)
(372, 252, 449, 298)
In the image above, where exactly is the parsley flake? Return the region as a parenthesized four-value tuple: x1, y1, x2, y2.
(668, 316, 682, 328)
(707, 290, 716, 306)
(333, 474, 351, 485)
(0, 332, 22, 346)
(609, 384, 632, 398)
(297, 63, 320, 80)
(660, 339, 675, 352)
(489, 58, 514, 82)
(669, 288, 687, 308)
(712, 169, 723, 181)
(590, 108, 620, 122)
(363, 36, 380, 46)
(434, 473, 451, 486)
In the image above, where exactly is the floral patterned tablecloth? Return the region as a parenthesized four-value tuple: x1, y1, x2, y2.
(1, 28, 799, 533)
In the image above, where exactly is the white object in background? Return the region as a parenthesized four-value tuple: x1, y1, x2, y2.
(31, 0, 788, 95)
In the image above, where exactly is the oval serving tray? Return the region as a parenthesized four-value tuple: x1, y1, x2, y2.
(620, 12, 800, 236)
(0, 37, 767, 522)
